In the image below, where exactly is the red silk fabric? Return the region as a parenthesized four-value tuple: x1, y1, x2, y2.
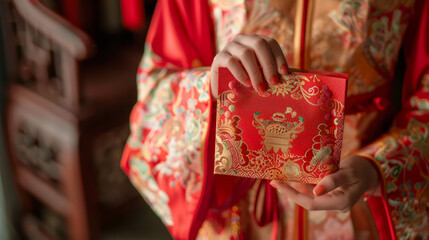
(145, 0, 215, 68)
(120, 0, 145, 30)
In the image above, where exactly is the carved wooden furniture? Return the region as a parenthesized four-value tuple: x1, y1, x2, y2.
(3, 0, 141, 239)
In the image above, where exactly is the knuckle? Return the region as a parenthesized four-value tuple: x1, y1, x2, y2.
(233, 34, 245, 41)
(253, 37, 267, 48)
(240, 48, 253, 60)
(212, 55, 222, 66)
(235, 71, 246, 80)
(215, 52, 227, 60)
(213, 53, 222, 61)
(226, 56, 237, 66)
(330, 175, 340, 189)
(225, 41, 234, 49)
(266, 37, 277, 45)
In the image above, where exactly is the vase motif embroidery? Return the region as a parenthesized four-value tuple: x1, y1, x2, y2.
(253, 110, 304, 153)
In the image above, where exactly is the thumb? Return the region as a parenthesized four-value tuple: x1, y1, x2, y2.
(313, 170, 350, 196)
(210, 66, 219, 99)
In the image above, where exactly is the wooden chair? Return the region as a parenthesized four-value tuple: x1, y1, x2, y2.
(3, 0, 142, 239)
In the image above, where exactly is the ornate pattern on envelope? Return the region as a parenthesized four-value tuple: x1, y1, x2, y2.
(214, 68, 348, 184)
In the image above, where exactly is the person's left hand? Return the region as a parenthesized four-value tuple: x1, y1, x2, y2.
(270, 155, 381, 212)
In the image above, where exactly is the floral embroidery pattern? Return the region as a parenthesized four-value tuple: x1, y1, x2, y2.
(365, 9, 403, 77)
(129, 157, 173, 226)
(125, 44, 211, 230)
(360, 118, 429, 238)
(311, 0, 413, 96)
(268, 73, 333, 107)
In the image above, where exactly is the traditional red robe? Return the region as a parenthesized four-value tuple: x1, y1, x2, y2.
(121, 1, 429, 239)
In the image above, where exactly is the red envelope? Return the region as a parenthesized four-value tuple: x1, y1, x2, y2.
(214, 68, 348, 184)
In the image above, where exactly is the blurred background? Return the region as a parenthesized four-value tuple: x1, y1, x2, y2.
(0, 0, 173, 239)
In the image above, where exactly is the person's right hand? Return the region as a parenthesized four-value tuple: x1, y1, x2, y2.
(210, 34, 289, 98)
(270, 155, 381, 212)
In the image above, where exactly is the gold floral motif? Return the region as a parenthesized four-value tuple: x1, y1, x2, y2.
(310, 146, 332, 166)
(214, 135, 233, 174)
(282, 162, 301, 180)
(269, 79, 296, 97)
(268, 73, 328, 107)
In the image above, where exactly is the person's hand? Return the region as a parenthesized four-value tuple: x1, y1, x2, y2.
(210, 34, 289, 98)
(270, 155, 381, 212)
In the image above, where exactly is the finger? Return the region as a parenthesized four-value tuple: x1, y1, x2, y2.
(271, 180, 315, 209)
(213, 51, 251, 88)
(309, 189, 357, 211)
(210, 59, 219, 98)
(273, 180, 359, 211)
(315, 181, 366, 211)
(291, 182, 314, 195)
(233, 34, 279, 87)
(224, 41, 264, 93)
(271, 181, 314, 196)
(313, 169, 357, 196)
(261, 36, 289, 74)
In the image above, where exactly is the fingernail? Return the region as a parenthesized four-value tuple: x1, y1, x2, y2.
(281, 65, 288, 74)
(245, 78, 252, 87)
(270, 182, 281, 193)
(270, 75, 280, 85)
(257, 82, 267, 93)
(313, 185, 326, 196)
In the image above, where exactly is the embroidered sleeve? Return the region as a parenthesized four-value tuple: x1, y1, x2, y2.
(122, 47, 211, 231)
(358, 73, 429, 238)
(358, 2, 429, 237)
(120, 0, 215, 238)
